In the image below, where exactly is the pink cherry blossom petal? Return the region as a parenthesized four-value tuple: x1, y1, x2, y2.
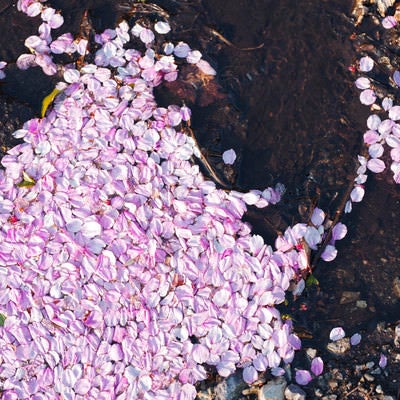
(389, 105, 400, 121)
(360, 89, 376, 105)
(332, 222, 347, 241)
(368, 143, 384, 158)
(222, 149, 237, 165)
(382, 16, 398, 29)
(196, 59, 216, 75)
(139, 29, 155, 44)
(321, 245, 337, 262)
(154, 21, 171, 34)
(329, 327, 345, 341)
(311, 357, 324, 376)
(350, 185, 365, 202)
(173, 42, 191, 58)
(367, 158, 385, 173)
(350, 333, 362, 346)
(367, 114, 381, 130)
(363, 130, 380, 145)
(355, 77, 370, 90)
(394, 70, 400, 87)
(379, 354, 387, 369)
(311, 207, 325, 226)
(359, 56, 374, 72)
(382, 97, 393, 111)
(295, 369, 312, 385)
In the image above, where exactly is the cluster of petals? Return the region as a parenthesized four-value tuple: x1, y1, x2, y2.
(349, 47, 400, 212)
(0, 2, 358, 397)
(0, 13, 324, 399)
(15, 0, 66, 75)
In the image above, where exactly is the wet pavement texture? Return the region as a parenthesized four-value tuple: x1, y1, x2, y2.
(1, 0, 400, 397)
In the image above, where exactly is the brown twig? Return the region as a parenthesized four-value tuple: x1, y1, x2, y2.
(205, 27, 264, 51)
(182, 126, 232, 190)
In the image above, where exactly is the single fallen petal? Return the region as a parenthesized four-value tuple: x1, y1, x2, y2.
(311, 357, 324, 376)
(344, 200, 352, 213)
(311, 207, 325, 226)
(154, 21, 171, 34)
(329, 327, 345, 341)
(350, 185, 365, 202)
(389, 105, 400, 121)
(81, 220, 102, 238)
(360, 89, 376, 105)
(368, 143, 384, 158)
(139, 29, 155, 44)
(382, 16, 398, 29)
(350, 333, 362, 346)
(367, 114, 381, 130)
(321, 245, 337, 262)
(332, 222, 347, 241)
(394, 70, 400, 87)
(222, 149, 236, 165)
(196, 59, 217, 75)
(359, 56, 374, 72)
(173, 42, 191, 58)
(363, 130, 380, 145)
(382, 97, 393, 111)
(367, 158, 385, 173)
(379, 353, 387, 369)
(243, 365, 258, 384)
(355, 77, 370, 90)
(295, 369, 312, 385)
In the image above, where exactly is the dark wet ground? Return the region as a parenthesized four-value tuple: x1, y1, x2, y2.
(1, 0, 400, 397)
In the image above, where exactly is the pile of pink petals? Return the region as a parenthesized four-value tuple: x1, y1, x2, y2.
(0, 1, 351, 399)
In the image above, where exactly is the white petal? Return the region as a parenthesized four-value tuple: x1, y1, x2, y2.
(389, 105, 400, 121)
(329, 327, 345, 341)
(359, 56, 374, 72)
(222, 149, 236, 165)
(154, 21, 171, 34)
(367, 158, 385, 173)
(81, 220, 102, 238)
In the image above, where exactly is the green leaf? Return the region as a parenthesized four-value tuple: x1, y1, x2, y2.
(41, 87, 62, 118)
(306, 274, 319, 287)
(0, 313, 6, 327)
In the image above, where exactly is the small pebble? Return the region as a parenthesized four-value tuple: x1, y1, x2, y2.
(366, 361, 375, 369)
(363, 373, 374, 382)
(375, 384, 383, 394)
(356, 300, 367, 308)
(284, 384, 306, 400)
(392, 277, 400, 298)
(327, 380, 338, 390)
(327, 338, 351, 355)
(370, 367, 381, 375)
(314, 388, 323, 398)
(306, 348, 317, 359)
(213, 371, 248, 400)
(339, 291, 360, 304)
(394, 324, 400, 346)
(259, 377, 287, 400)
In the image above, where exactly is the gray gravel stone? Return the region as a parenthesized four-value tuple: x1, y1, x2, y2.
(213, 371, 248, 400)
(284, 383, 306, 400)
(259, 377, 287, 400)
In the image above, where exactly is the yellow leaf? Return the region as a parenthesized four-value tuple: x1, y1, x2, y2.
(17, 171, 36, 188)
(41, 88, 62, 118)
(22, 171, 35, 183)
